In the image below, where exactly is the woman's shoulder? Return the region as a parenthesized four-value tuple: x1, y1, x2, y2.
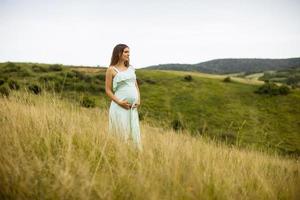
(106, 66, 117, 76)
(108, 65, 116, 69)
(107, 65, 117, 71)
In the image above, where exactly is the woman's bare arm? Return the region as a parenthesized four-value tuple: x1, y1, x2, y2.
(135, 79, 141, 105)
(105, 67, 121, 104)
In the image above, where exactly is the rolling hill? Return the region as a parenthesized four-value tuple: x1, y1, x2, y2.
(144, 57, 300, 74)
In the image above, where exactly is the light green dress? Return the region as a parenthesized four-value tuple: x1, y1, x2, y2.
(108, 65, 142, 151)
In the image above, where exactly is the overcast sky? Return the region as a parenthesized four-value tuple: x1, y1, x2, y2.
(0, 0, 299, 68)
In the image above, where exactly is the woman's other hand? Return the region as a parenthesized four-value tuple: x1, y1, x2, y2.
(131, 101, 140, 109)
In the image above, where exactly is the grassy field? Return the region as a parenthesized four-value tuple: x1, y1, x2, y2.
(0, 90, 299, 200)
(1, 62, 299, 157)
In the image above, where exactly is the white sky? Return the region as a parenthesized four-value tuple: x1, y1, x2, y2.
(0, 0, 299, 68)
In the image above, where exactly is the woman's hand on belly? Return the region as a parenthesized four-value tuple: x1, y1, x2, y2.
(117, 99, 132, 110)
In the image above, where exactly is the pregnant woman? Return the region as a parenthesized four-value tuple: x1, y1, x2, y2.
(105, 44, 142, 151)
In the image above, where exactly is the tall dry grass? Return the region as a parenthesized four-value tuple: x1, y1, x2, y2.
(0, 90, 299, 200)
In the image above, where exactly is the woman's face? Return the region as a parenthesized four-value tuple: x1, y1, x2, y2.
(120, 47, 130, 61)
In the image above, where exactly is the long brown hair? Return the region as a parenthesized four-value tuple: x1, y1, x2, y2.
(109, 44, 130, 68)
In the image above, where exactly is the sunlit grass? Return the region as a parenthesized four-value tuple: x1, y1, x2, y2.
(0, 90, 299, 199)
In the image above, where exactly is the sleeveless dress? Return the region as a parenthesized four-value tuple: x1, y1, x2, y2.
(108, 65, 143, 151)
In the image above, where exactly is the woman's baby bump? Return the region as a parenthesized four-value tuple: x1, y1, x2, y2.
(116, 87, 138, 105)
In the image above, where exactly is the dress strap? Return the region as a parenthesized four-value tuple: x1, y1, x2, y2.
(112, 66, 120, 73)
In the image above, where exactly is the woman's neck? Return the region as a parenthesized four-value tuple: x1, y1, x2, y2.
(116, 61, 126, 68)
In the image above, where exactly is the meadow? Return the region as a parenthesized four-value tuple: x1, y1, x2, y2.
(0, 90, 299, 200)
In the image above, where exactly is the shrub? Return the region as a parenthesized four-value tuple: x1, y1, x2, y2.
(53, 79, 66, 92)
(66, 72, 76, 78)
(171, 118, 184, 131)
(3, 62, 21, 73)
(74, 83, 86, 92)
(83, 75, 92, 83)
(19, 68, 33, 77)
(136, 78, 143, 86)
(28, 84, 42, 95)
(94, 74, 105, 81)
(88, 84, 105, 93)
(98, 86, 105, 93)
(0, 85, 10, 97)
(0, 79, 5, 86)
(71, 70, 90, 81)
(138, 111, 145, 121)
(8, 80, 20, 90)
(72, 70, 83, 79)
(65, 71, 92, 82)
(291, 84, 298, 89)
(255, 82, 278, 95)
(278, 84, 291, 95)
(218, 132, 236, 145)
(254, 82, 290, 96)
(0, 75, 8, 82)
(94, 79, 103, 85)
(286, 75, 300, 86)
(80, 96, 96, 108)
(31, 65, 48, 72)
(144, 79, 156, 84)
(48, 64, 63, 71)
(39, 75, 58, 83)
(223, 76, 231, 82)
(88, 84, 98, 93)
(183, 75, 193, 82)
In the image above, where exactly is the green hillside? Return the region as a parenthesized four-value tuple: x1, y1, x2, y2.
(136, 70, 300, 156)
(1, 62, 299, 157)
